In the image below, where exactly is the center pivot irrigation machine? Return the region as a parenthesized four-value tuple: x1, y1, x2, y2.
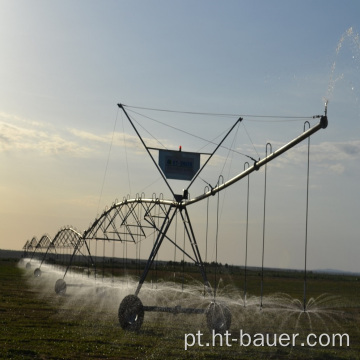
(25, 102, 328, 333)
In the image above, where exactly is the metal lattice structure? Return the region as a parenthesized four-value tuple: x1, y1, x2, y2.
(60, 196, 210, 291)
(22, 239, 31, 256)
(24, 103, 329, 333)
(31, 227, 87, 278)
(23, 237, 38, 268)
(37, 234, 52, 249)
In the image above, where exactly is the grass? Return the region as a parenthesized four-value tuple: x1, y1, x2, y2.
(0, 258, 359, 359)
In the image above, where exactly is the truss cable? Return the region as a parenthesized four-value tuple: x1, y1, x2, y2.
(151, 215, 155, 289)
(121, 111, 132, 196)
(123, 104, 316, 121)
(138, 203, 142, 277)
(205, 193, 210, 266)
(102, 240, 105, 281)
(241, 116, 316, 122)
(136, 202, 139, 277)
(244, 162, 250, 307)
(124, 104, 238, 117)
(242, 120, 260, 160)
(97, 108, 119, 215)
(260, 143, 272, 309)
(122, 234, 125, 277)
(174, 210, 178, 276)
(155, 203, 160, 288)
(187, 118, 242, 192)
(128, 107, 257, 161)
(87, 240, 91, 278)
(303, 121, 311, 312)
(214, 186, 220, 300)
(220, 121, 240, 176)
(134, 200, 140, 277)
(139, 176, 163, 195)
(125, 233, 129, 288)
(130, 112, 168, 150)
(217, 122, 240, 224)
(182, 215, 186, 292)
(112, 238, 115, 284)
(127, 107, 219, 148)
(119, 104, 176, 198)
(204, 186, 210, 297)
(95, 239, 98, 281)
(136, 240, 139, 277)
(195, 121, 244, 158)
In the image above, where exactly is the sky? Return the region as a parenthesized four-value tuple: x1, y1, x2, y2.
(0, 0, 359, 273)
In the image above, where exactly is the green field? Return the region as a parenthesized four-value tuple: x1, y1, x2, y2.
(0, 259, 359, 359)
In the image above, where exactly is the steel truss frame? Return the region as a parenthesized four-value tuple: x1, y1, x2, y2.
(115, 108, 328, 331)
(58, 198, 210, 290)
(54, 109, 328, 331)
(31, 227, 89, 277)
(26, 103, 328, 333)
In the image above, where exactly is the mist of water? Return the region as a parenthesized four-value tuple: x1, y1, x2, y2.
(324, 26, 360, 108)
(20, 258, 353, 343)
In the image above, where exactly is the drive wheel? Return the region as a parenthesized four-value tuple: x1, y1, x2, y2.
(118, 295, 144, 332)
(55, 279, 67, 295)
(34, 268, 41, 277)
(206, 301, 231, 334)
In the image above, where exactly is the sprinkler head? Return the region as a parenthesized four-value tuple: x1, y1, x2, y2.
(320, 116, 328, 129)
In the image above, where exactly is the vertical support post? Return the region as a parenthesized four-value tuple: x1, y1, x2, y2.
(173, 211, 178, 278)
(182, 221, 185, 291)
(95, 239, 98, 281)
(303, 121, 311, 312)
(102, 240, 105, 281)
(111, 238, 115, 283)
(204, 185, 210, 297)
(260, 143, 272, 309)
(243, 162, 250, 307)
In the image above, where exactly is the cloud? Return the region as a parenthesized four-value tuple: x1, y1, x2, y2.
(3, 109, 357, 174)
(68, 128, 140, 148)
(268, 139, 360, 174)
(68, 128, 109, 143)
(0, 111, 174, 157)
(328, 163, 345, 174)
(69, 127, 175, 154)
(0, 114, 91, 156)
(0, 121, 42, 151)
(0, 111, 44, 128)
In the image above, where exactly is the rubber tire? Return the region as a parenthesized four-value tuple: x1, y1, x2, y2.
(34, 268, 41, 277)
(206, 302, 232, 334)
(118, 295, 144, 332)
(55, 279, 67, 295)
